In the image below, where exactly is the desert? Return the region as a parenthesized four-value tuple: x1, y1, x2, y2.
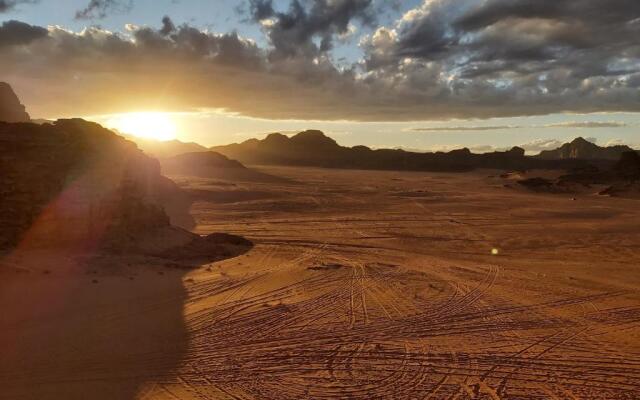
(2, 1, 640, 398)
(2, 153, 640, 398)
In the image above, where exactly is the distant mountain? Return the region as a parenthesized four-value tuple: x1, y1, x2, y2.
(0, 82, 30, 122)
(126, 136, 208, 158)
(536, 137, 634, 161)
(161, 151, 287, 183)
(212, 130, 349, 167)
(212, 130, 588, 172)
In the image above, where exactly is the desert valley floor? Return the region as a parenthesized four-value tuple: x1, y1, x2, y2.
(1, 166, 640, 399)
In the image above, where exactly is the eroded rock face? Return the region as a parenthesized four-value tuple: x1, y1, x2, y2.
(0, 119, 187, 251)
(537, 137, 634, 161)
(0, 82, 30, 123)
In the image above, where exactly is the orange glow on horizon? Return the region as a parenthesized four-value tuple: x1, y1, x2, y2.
(106, 112, 178, 141)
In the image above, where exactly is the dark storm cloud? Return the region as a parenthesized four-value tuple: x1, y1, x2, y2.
(0, 0, 38, 13)
(247, 0, 274, 21)
(0, 20, 47, 47)
(159, 15, 176, 36)
(357, 0, 640, 119)
(126, 20, 265, 67)
(248, 0, 376, 58)
(456, 0, 640, 32)
(364, 0, 640, 66)
(75, 0, 132, 20)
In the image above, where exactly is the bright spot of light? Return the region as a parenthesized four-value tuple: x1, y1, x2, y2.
(106, 112, 177, 141)
(491, 248, 500, 255)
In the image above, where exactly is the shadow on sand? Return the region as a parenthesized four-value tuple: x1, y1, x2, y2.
(0, 235, 252, 400)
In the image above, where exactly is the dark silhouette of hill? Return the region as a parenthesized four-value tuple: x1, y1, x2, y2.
(128, 136, 209, 158)
(0, 82, 30, 122)
(0, 119, 185, 250)
(0, 90, 252, 400)
(161, 151, 288, 183)
(517, 151, 640, 198)
(212, 130, 597, 172)
(614, 151, 640, 180)
(536, 137, 635, 160)
(0, 119, 252, 256)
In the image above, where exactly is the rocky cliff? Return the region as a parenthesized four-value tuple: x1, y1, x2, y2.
(0, 119, 191, 251)
(536, 137, 634, 161)
(0, 82, 30, 122)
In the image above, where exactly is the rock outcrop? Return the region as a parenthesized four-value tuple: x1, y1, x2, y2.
(536, 137, 634, 161)
(0, 82, 30, 122)
(0, 119, 192, 251)
(515, 151, 640, 198)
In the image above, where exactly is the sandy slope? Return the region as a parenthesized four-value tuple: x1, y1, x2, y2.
(2, 167, 640, 399)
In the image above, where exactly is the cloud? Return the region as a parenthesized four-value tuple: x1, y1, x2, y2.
(0, 20, 47, 47)
(0, 0, 38, 13)
(605, 138, 639, 148)
(75, 0, 132, 20)
(543, 121, 627, 129)
(159, 15, 176, 36)
(0, 19, 347, 118)
(409, 121, 627, 132)
(2, 0, 640, 121)
(247, 0, 377, 59)
(357, 0, 640, 119)
(517, 138, 565, 153)
(606, 138, 626, 147)
(409, 125, 517, 132)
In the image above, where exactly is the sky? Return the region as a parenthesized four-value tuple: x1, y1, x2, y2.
(1, 0, 639, 152)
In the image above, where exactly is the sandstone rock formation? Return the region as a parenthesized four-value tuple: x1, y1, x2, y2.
(0, 82, 30, 122)
(0, 119, 192, 251)
(536, 137, 634, 161)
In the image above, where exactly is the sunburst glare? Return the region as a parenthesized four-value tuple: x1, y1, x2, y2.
(106, 112, 177, 141)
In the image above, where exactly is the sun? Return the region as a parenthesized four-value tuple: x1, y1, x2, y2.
(106, 112, 177, 141)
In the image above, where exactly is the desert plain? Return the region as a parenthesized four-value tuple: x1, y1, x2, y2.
(1, 166, 639, 399)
